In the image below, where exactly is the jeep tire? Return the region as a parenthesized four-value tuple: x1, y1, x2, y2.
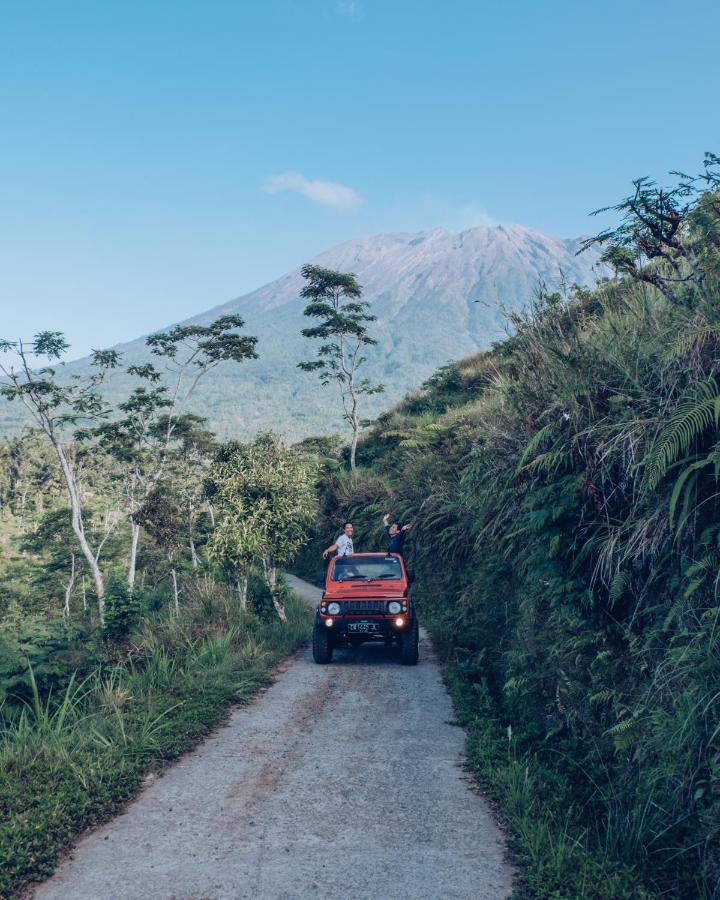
(400, 618, 419, 666)
(312, 622, 333, 664)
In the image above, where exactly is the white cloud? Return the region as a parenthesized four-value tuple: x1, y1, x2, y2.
(452, 203, 497, 230)
(336, 1, 361, 16)
(409, 194, 499, 232)
(262, 172, 363, 210)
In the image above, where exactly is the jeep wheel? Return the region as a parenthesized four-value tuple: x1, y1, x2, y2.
(312, 622, 333, 664)
(399, 618, 419, 666)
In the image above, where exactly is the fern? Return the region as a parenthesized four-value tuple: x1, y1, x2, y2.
(668, 458, 708, 527)
(609, 570, 629, 606)
(666, 322, 720, 359)
(606, 714, 643, 752)
(642, 378, 720, 492)
(662, 596, 686, 631)
(515, 422, 555, 475)
(589, 689, 615, 705)
(523, 449, 571, 476)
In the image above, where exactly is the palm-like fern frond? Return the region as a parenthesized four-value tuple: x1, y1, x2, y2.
(642, 379, 720, 492)
(666, 322, 720, 359)
(523, 449, 572, 477)
(609, 570, 629, 606)
(514, 422, 555, 475)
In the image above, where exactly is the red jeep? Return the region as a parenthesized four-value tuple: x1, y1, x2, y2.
(312, 553, 419, 665)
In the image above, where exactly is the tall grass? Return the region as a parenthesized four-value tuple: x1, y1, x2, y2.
(0, 579, 310, 897)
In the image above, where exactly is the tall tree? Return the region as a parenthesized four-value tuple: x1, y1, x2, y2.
(88, 315, 257, 588)
(0, 333, 122, 621)
(298, 265, 383, 470)
(207, 435, 316, 619)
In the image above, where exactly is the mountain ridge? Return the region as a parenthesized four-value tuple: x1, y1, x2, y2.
(1, 224, 603, 440)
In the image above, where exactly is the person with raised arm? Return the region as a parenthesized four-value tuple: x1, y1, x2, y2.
(382, 513, 411, 557)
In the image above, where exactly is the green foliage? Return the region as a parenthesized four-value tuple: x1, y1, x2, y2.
(134, 484, 186, 555)
(303, 159, 720, 897)
(642, 378, 720, 491)
(145, 314, 258, 366)
(441, 663, 648, 899)
(0, 606, 90, 706)
(0, 335, 121, 432)
(207, 434, 317, 577)
(0, 314, 257, 627)
(102, 573, 142, 641)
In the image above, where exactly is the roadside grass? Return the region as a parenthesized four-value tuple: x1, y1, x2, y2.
(425, 613, 651, 900)
(0, 583, 311, 899)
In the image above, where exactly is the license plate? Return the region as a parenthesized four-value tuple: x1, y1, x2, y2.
(348, 622, 379, 633)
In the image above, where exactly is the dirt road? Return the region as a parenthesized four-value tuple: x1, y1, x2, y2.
(33, 575, 513, 899)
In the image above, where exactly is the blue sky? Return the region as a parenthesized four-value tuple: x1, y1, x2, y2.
(1, 0, 719, 359)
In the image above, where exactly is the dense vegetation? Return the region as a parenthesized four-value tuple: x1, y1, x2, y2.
(0, 322, 315, 895)
(298, 157, 720, 897)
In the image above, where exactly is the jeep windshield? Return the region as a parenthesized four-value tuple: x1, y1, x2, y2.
(331, 556, 403, 582)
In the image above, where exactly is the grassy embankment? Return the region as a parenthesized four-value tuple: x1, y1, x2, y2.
(296, 168, 720, 897)
(0, 579, 310, 898)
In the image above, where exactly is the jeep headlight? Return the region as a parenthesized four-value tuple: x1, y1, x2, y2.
(388, 601, 402, 614)
(327, 602, 341, 615)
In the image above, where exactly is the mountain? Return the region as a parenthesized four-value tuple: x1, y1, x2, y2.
(0, 225, 603, 440)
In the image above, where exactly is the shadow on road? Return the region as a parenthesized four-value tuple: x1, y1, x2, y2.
(310, 640, 426, 667)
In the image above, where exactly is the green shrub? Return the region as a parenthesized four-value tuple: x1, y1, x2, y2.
(102, 573, 142, 642)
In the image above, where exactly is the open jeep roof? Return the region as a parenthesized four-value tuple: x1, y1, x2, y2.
(335, 552, 401, 557)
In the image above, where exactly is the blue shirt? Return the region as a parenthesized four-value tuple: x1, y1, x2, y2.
(385, 525, 406, 554)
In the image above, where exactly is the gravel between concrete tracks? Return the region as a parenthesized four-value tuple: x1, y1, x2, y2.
(32, 575, 513, 900)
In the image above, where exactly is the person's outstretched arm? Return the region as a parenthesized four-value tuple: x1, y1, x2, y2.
(323, 542, 338, 559)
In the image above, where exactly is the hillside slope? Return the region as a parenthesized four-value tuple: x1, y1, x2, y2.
(1, 224, 601, 439)
(298, 180, 720, 896)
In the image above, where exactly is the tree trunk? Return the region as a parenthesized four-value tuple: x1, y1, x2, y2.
(206, 501, 216, 527)
(350, 416, 360, 471)
(55, 442, 105, 623)
(128, 519, 141, 587)
(348, 388, 360, 471)
(189, 534, 198, 568)
(82, 575, 87, 611)
(171, 568, 180, 616)
(235, 567, 248, 611)
(64, 553, 76, 617)
(263, 558, 287, 622)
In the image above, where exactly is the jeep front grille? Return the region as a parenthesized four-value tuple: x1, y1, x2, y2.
(342, 600, 387, 615)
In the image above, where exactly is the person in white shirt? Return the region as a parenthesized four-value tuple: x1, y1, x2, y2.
(322, 522, 354, 559)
